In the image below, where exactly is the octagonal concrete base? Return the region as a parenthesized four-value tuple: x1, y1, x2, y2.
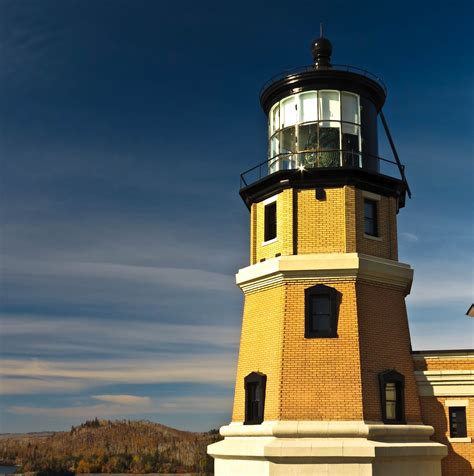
(207, 421, 447, 476)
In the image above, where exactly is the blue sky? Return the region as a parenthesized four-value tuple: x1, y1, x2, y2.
(0, 0, 472, 433)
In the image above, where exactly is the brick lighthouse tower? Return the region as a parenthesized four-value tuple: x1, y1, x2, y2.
(208, 35, 447, 475)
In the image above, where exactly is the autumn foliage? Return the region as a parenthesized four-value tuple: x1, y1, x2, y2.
(0, 419, 221, 474)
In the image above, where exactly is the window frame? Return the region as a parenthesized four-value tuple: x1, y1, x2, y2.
(304, 284, 339, 338)
(449, 406, 468, 439)
(263, 200, 277, 243)
(378, 370, 405, 424)
(364, 198, 379, 237)
(244, 372, 267, 425)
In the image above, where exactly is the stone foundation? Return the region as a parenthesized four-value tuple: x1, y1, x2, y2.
(208, 421, 447, 475)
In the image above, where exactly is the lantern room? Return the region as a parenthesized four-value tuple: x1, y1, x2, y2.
(240, 35, 410, 210)
(268, 89, 362, 172)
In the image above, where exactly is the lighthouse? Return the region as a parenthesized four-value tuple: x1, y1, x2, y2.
(208, 35, 447, 475)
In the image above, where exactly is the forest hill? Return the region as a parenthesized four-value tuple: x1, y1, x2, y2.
(0, 419, 220, 474)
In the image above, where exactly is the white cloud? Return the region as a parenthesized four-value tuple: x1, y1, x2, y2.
(8, 396, 230, 418)
(2, 258, 234, 292)
(400, 232, 419, 243)
(0, 314, 240, 349)
(0, 378, 88, 395)
(9, 403, 149, 418)
(92, 394, 152, 405)
(0, 356, 236, 395)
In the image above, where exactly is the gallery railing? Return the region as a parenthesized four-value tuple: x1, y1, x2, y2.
(239, 150, 405, 189)
(260, 64, 387, 97)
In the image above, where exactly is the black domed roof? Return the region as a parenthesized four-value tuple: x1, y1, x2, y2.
(311, 36, 332, 68)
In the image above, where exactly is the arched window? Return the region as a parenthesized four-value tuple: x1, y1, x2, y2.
(244, 372, 267, 425)
(304, 284, 339, 338)
(379, 370, 405, 424)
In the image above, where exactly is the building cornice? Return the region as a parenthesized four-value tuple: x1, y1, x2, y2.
(236, 253, 413, 294)
(415, 370, 474, 397)
(412, 350, 474, 360)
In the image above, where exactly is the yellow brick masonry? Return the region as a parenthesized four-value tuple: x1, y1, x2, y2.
(355, 189, 399, 261)
(253, 189, 293, 264)
(232, 284, 285, 421)
(280, 279, 364, 421)
(232, 276, 421, 423)
(357, 280, 422, 423)
(250, 185, 399, 264)
(420, 396, 474, 476)
(414, 355, 474, 475)
(235, 184, 413, 423)
(297, 188, 346, 254)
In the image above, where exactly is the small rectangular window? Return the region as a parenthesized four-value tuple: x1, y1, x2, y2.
(244, 372, 266, 425)
(379, 370, 405, 424)
(364, 199, 378, 236)
(264, 202, 277, 242)
(449, 407, 467, 438)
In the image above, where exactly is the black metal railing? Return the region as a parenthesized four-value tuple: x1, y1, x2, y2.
(239, 150, 405, 189)
(260, 64, 387, 97)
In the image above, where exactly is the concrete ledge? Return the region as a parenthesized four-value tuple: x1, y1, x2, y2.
(220, 420, 434, 440)
(236, 253, 413, 294)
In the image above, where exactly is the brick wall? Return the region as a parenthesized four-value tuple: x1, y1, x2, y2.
(232, 284, 285, 421)
(414, 357, 474, 371)
(355, 189, 398, 260)
(232, 277, 421, 423)
(356, 281, 422, 423)
(249, 186, 399, 263)
(280, 279, 364, 420)
(419, 395, 474, 476)
(252, 189, 293, 264)
(296, 188, 347, 254)
(414, 353, 474, 475)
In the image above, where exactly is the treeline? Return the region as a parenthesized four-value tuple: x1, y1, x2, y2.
(0, 419, 221, 474)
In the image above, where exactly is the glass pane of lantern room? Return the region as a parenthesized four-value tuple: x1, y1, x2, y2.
(281, 96, 297, 128)
(268, 134, 280, 173)
(341, 92, 359, 131)
(299, 92, 318, 123)
(280, 127, 296, 169)
(270, 103, 280, 134)
(341, 93, 360, 166)
(319, 91, 340, 127)
(318, 91, 340, 167)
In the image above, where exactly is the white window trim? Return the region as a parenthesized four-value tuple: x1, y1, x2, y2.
(362, 190, 382, 201)
(445, 399, 469, 407)
(448, 437, 471, 443)
(364, 233, 383, 242)
(263, 194, 278, 205)
(262, 195, 278, 245)
(363, 191, 382, 240)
